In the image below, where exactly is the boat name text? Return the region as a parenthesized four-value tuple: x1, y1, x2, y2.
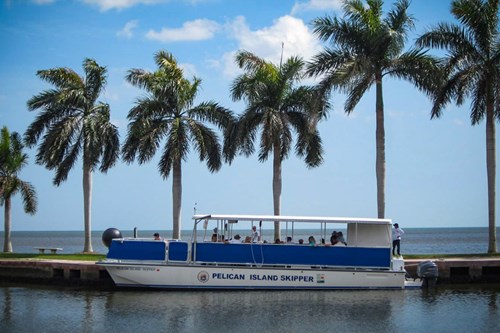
(211, 273, 314, 282)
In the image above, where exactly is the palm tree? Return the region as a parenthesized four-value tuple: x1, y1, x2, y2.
(25, 58, 120, 253)
(0, 127, 37, 253)
(417, 0, 499, 253)
(228, 50, 329, 241)
(122, 50, 234, 239)
(307, 0, 438, 218)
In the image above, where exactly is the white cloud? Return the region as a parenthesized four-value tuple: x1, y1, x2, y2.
(82, 0, 168, 11)
(146, 19, 220, 42)
(221, 15, 321, 78)
(32, 0, 56, 4)
(291, 0, 343, 15)
(117, 20, 139, 38)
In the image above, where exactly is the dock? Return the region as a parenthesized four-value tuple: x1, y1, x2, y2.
(0, 259, 113, 287)
(405, 257, 500, 283)
(0, 257, 499, 287)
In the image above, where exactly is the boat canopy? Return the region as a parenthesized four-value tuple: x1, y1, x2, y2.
(193, 214, 393, 247)
(193, 214, 392, 225)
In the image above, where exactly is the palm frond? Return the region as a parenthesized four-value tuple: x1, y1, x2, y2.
(187, 119, 222, 173)
(83, 58, 107, 104)
(36, 67, 82, 91)
(18, 180, 37, 214)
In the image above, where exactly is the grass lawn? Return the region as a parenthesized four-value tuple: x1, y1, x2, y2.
(0, 253, 106, 261)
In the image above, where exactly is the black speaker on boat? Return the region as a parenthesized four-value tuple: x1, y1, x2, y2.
(102, 228, 122, 248)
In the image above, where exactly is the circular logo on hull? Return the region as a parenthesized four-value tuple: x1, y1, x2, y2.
(198, 271, 209, 283)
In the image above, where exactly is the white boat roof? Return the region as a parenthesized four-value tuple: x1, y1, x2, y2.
(193, 214, 392, 225)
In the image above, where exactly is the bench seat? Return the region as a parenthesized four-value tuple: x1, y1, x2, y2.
(34, 247, 63, 254)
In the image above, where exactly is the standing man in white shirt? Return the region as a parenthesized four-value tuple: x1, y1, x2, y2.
(251, 226, 260, 243)
(392, 223, 405, 256)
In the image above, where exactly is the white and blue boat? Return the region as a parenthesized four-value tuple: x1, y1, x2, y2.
(98, 214, 424, 289)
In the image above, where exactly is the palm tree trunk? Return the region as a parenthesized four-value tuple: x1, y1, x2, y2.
(486, 101, 497, 253)
(375, 74, 386, 219)
(273, 142, 282, 241)
(83, 164, 93, 253)
(3, 197, 12, 253)
(172, 159, 182, 240)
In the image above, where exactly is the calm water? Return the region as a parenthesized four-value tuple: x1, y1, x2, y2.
(1, 283, 499, 333)
(1, 227, 498, 254)
(1, 228, 500, 332)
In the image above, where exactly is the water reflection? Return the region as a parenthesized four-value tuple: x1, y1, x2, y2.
(102, 289, 402, 332)
(0, 284, 499, 333)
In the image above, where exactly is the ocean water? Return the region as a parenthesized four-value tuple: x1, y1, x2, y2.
(1, 283, 499, 333)
(1, 227, 498, 255)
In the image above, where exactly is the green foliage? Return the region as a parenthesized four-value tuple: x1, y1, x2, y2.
(307, 0, 440, 113)
(228, 50, 329, 168)
(416, 0, 500, 124)
(0, 126, 37, 214)
(25, 58, 120, 186)
(123, 50, 234, 178)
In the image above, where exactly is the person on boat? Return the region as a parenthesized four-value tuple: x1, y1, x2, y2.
(153, 233, 161, 240)
(243, 236, 252, 243)
(230, 234, 242, 243)
(286, 236, 293, 243)
(330, 233, 339, 246)
(298, 239, 304, 245)
(308, 236, 316, 246)
(251, 226, 260, 243)
(338, 231, 346, 245)
(392, 223, 405, 256)
(275, 238, 282, 244)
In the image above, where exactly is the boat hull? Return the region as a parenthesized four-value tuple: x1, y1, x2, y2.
(99, 262, 411, 290)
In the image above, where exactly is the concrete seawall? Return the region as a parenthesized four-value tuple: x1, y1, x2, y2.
(405, 258, 500, 283)
(1, 258, 500, 287)
(0, 259, 114, 287)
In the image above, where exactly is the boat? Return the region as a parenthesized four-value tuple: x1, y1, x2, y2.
(97, 214, 424, 290)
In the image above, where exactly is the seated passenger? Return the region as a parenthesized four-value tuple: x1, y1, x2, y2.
(275, 238, 282, 244)
(298, 239, 304, 245)
(330, 233, 339, 246)
(286, 236, 292, 243)
(211, 233, 218, 242)
(243, 236, 252, 243)
(308, 236, 316, 246)
(338, 231, 347, 245)
(230, 234, 242, 243)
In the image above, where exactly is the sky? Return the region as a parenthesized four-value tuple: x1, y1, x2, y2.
(0, 0, 494, 233)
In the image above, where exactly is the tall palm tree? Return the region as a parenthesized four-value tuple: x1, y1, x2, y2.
(228, 50, 329, 241)
(307, 0, 438, 218)
(25, 58, 120, 253)
(417, 0, 499, 253)
(122, 50, 234, 239)
(0, 127, 37, 253)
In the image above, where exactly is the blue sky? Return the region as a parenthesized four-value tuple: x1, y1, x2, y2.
(0, 0, 492, 233)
